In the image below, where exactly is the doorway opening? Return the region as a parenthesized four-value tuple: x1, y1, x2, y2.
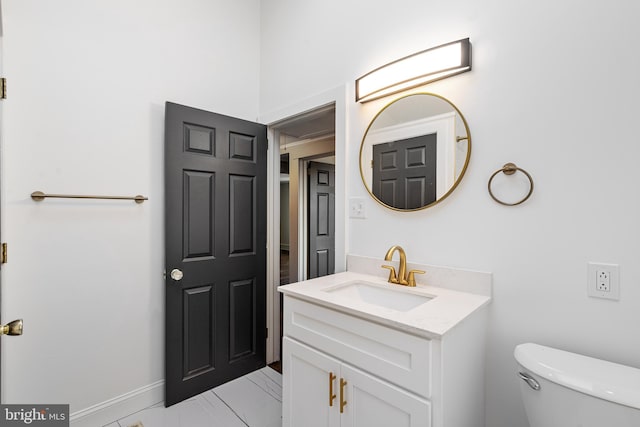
(268, 103, 336, 370)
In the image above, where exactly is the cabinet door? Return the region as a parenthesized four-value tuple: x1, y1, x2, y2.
(283, 337, 341, 427)
(341, 364, 431, 427)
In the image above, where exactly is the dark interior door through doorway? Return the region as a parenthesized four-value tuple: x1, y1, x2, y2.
(307, 161, 335, 279)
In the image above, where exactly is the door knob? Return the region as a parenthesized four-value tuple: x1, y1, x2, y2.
(0, 319, 23, 336)
(170, 268, 183, 281)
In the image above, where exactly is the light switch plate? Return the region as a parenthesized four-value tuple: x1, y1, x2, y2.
(349, 197, 366, 219)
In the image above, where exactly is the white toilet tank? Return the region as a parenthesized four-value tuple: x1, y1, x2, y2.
(514, 343, 640, 427)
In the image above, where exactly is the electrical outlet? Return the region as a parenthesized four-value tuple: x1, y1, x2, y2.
(588, 262, 619, 300)
(596, 270, 610, 292)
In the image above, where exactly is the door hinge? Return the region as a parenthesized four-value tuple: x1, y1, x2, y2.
(0, 78, 6, 99)
(266, 327, 269, 339)
(1, 243, 7, 264)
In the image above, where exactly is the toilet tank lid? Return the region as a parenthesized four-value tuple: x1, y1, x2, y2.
(514, 343, 640, 410)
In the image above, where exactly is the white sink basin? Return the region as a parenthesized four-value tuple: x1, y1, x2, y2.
(324, 281, 432, 312)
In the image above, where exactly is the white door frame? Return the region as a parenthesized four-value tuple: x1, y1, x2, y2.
(298, 158, 309, 283)
(259, 85, 348, 364)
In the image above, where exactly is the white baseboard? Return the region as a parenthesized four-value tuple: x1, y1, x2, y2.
(70, 380, 164, 427)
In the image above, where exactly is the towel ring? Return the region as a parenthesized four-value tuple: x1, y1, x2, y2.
(488, 163, 534, 206)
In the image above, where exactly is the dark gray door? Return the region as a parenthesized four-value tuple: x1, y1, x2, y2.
(372, 134, 437, 209)
(164, 102, 267, 406)
(307, 162, 335, 279)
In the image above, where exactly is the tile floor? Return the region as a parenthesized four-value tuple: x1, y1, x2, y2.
(106, 367, 282, 427)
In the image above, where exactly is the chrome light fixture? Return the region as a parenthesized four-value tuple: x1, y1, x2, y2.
(355, 38, 471, 103)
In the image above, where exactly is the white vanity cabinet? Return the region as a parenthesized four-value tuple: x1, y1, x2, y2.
(281, 292, 488, 427)
(284, 337, 430, 427)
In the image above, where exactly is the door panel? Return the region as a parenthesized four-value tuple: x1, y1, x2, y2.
(229, 278, 256, 360)
(182, 285, 215, 378)
(315, 250, 329, 277)
(283, 337, 341, 427)
(308, 162, 335, 279)
(165, 102, 267, 406)
(182, 170, 215, 259)
(229, 174, 255, 255)
(342, 364, 431, 427)
(229, 132, 256, 160)
(184, 123, 215, 154)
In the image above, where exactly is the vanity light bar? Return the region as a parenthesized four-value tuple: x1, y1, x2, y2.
(355, 38, 471, 103)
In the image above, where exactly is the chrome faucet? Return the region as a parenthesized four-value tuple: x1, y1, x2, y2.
(381, 245, 425, 287)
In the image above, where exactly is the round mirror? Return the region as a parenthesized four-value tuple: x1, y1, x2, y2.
(359, 93, 471, 211)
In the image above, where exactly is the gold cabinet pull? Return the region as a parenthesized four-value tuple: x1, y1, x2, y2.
(340, 378, 347, 413)
(329, 372, 336, 406)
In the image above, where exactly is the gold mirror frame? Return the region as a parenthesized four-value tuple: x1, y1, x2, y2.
(359, 92, 472, 212)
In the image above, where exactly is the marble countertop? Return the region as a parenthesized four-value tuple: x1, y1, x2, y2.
(278, 271, 491, 339)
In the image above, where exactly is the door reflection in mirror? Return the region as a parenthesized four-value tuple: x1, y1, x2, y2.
(372, 134, 437, 209)
(360, 93, 471, 211)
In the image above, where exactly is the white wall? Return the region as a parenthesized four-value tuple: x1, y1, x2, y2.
(1, 0, 261, 414)
(261, 1, 640, 426)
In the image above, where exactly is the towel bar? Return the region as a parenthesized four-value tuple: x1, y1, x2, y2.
(31, 191, 148, 204)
